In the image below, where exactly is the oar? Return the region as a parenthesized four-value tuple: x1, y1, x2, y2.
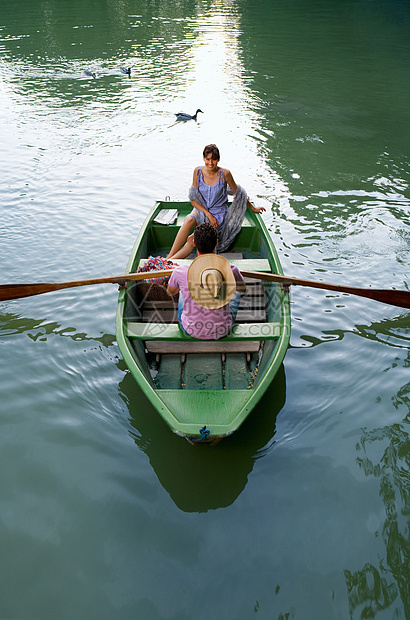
(0, 270, 175, 302)
(0, 268, 409, 309)
(241, 270, 410, 310)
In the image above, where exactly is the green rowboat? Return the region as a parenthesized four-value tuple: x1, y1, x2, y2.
(116, 200, 290, 444)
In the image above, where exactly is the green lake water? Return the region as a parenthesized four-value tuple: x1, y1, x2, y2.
(1, 0, 409, 618)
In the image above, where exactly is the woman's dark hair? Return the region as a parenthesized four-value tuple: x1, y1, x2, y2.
(203, 144, 220, 161)
(194, 223, 218, 254)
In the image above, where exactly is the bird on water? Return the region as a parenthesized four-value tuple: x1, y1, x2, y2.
(175, 109, 203, 121)
(120, 67, 131, 76)
(83, 69, 96, 78)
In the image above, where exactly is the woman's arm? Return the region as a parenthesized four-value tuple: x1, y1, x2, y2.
(224, 168, 266, 214)
(247, 200, 266, 214)
(224, 168, 237, 194)
(190, 200, 219, 227)
(192, 166, 200, 188)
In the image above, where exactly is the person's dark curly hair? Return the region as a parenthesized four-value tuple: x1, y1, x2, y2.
(194, 222, 218, 254)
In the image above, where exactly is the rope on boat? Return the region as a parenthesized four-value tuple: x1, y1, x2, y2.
(188, 426, 210, 442)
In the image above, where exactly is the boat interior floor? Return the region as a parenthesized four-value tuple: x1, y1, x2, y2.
(146, 349, 261, 391)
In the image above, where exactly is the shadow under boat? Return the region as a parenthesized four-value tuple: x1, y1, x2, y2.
(118, 362, 286, 513)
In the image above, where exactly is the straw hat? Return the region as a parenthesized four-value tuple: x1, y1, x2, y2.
(187, 254, 237, 309)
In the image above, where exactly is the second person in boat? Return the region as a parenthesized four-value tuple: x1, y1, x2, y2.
(167, 144, 265, 259)
(167, 222, 246, 340)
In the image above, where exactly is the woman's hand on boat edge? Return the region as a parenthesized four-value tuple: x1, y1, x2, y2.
(249, 203, 266, 214)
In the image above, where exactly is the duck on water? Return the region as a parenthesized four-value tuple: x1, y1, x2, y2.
(175, 109, 203, 121)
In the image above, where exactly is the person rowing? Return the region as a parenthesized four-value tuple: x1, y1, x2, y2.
(167, 223, 246, 340)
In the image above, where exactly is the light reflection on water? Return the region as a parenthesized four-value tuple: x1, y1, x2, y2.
(0, 0, 409, 618)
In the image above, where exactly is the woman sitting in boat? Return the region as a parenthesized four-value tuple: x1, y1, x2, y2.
(167, 223, 246, 340)
(167, 144, 265, 259)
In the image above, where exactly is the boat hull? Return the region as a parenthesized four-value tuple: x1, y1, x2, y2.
(116, 201, 290, 442)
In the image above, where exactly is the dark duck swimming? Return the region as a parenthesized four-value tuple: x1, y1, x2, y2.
(175, 109, 203, 121)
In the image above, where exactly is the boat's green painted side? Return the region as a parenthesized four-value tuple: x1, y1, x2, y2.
(115, 201, 290, 441)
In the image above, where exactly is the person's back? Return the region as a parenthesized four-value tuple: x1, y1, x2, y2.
(167, 223, 245, 340)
